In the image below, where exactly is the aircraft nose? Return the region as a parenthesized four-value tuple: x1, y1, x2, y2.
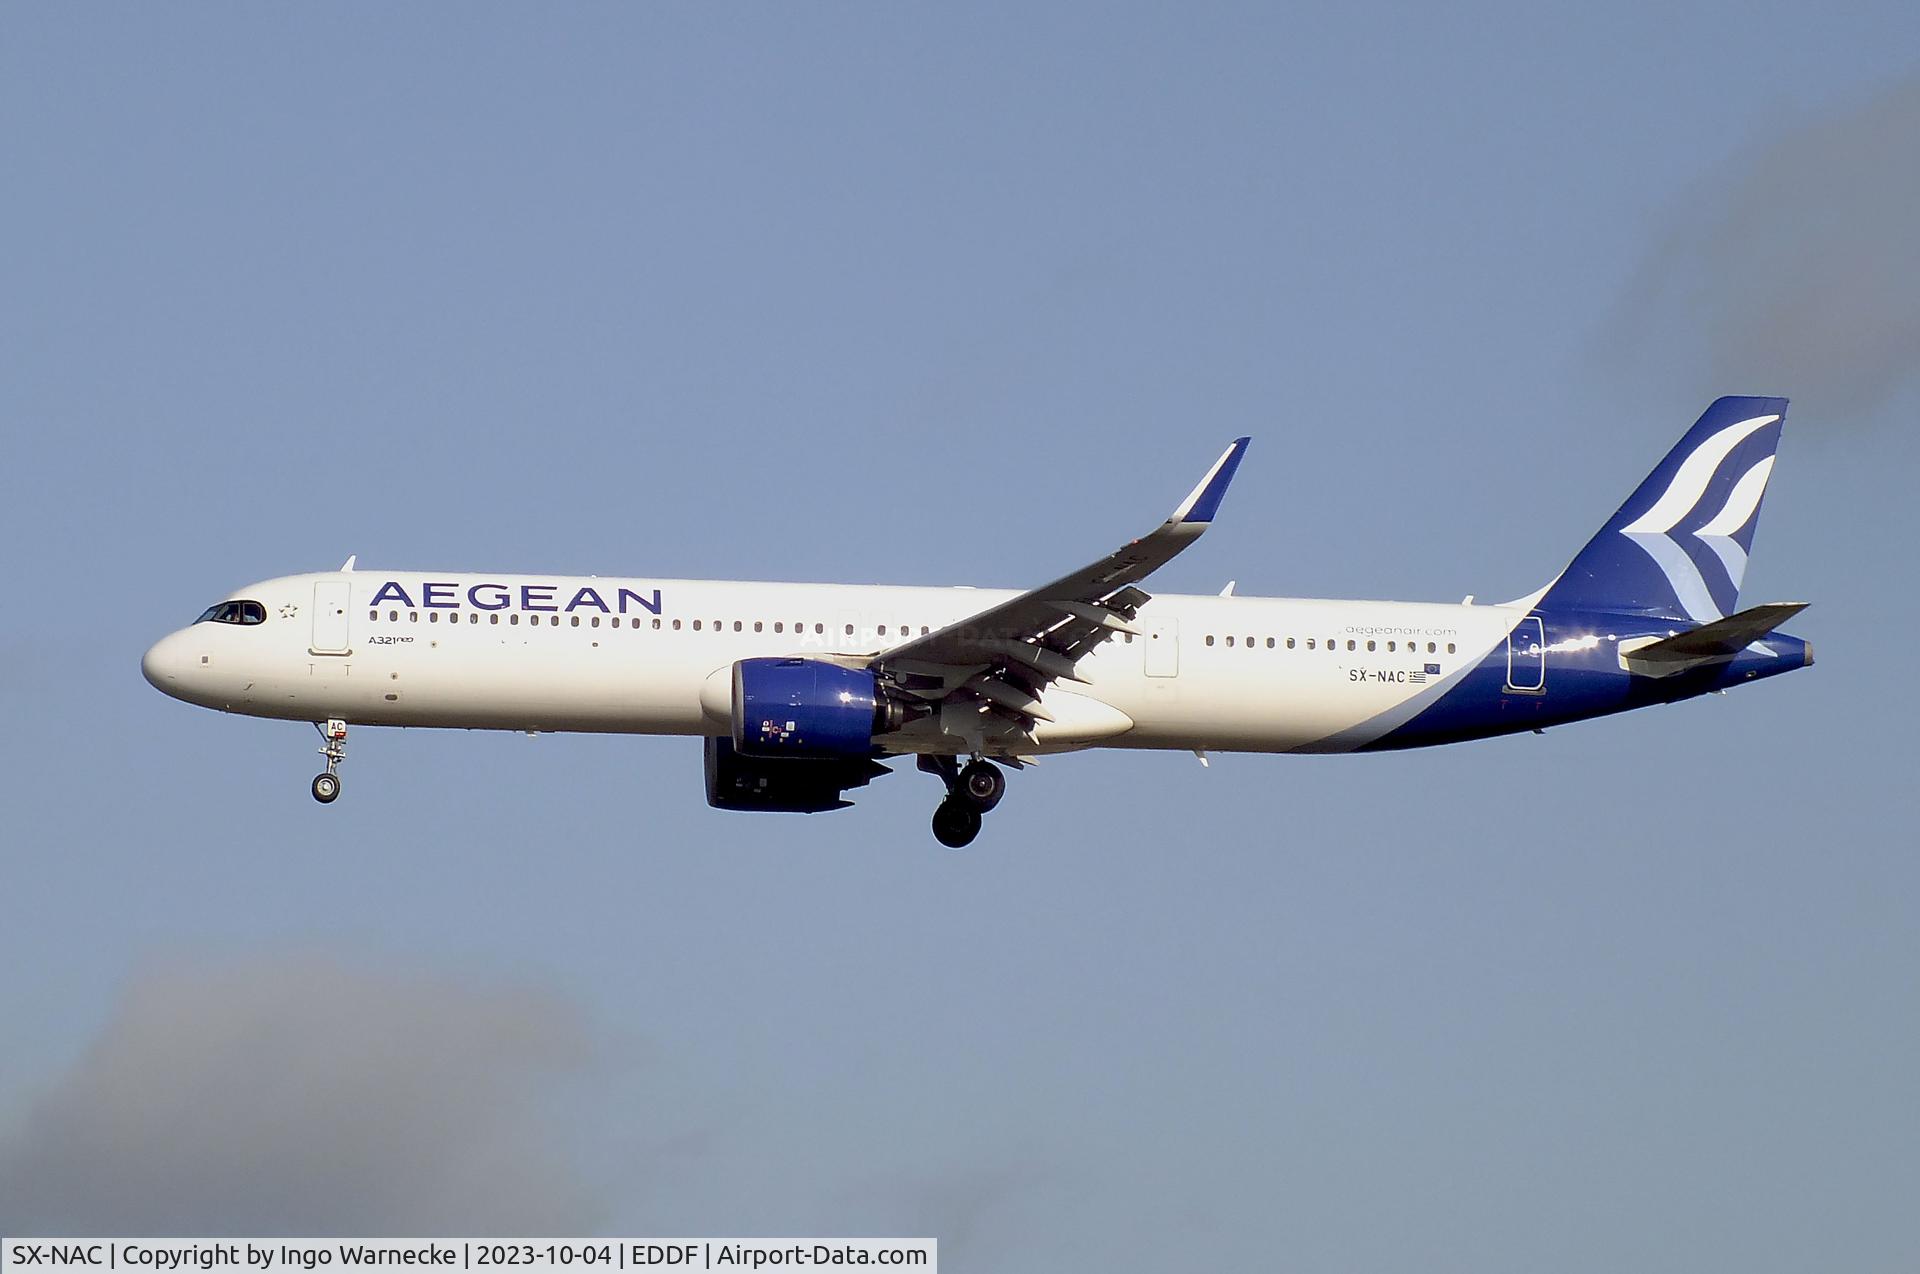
(142, 630, 191, 694)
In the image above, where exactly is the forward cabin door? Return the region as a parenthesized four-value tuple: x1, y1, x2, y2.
(1505, 614, 1544, 693)
(310, 581, 352, 655)
(1143, 617, 1179, 677)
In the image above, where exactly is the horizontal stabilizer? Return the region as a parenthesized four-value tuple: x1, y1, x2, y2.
(1620, 602, 1807, 677)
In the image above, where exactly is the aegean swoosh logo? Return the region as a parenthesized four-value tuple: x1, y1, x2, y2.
(1619, 414, 1778, 621)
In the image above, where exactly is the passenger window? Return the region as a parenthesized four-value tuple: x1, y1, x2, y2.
(672, 619, 682, 630)
(845, 624, 854, 636)
(651, 618, 661, 630)
(1387, 640, 1395, 651)
(1345, 639, 1354, 650)
(470, 613, 479, 624)
(773, 622, 783, 633)
(693, 620, 702, 631)
(879, 625, 888, 637)
(571, 616, 580, 627)
(490, 614, 500, 625)
(815, 623, 824, 634)
(733, 621, 743, 632)
(1206, 635, 1215, 646)
(1427, 642, 1437, 653)
(1286, 638, 1295, 649)
(511, 614, 520, 626)
(429, 613, 439, 623)
(550, 615, 560, 626)
(921, 626, 930, 635)
(1365, 639, 1374, 651)
(368, 610, 378, 621)
(1245, 636, 1253, 648)
(409, 612, 418, 623)
(1447, 642, 1456, 654)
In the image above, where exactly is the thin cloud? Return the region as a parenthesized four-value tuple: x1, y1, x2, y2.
(869, 1159, 1047, 1264)
(1615, 75, 1920, 420)
(0, 956, 604, 1234)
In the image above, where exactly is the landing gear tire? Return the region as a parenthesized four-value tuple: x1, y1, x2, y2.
(960, 760, 1005, 812)
(931, 798, 982, 849)
(311, 773, 341, 803)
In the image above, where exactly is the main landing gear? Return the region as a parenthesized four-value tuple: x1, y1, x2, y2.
(919, 756, 1007, 848)
(311, 718, 347, 803)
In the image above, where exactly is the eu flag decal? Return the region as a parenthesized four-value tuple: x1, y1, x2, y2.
(1425, 663, 1441, 675)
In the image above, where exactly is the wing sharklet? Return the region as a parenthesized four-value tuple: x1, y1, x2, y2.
(1169, 437, 1252, 524)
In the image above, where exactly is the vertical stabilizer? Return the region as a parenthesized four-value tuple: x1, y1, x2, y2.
(1539, 396, 1788, 620)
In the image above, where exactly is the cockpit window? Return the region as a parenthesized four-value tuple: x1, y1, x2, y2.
(195, 600, 267, 625)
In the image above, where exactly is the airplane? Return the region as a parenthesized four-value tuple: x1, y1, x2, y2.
(142, 396, 1812, 847)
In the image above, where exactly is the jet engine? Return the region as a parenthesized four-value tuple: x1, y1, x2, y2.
(703, 736, 891, 813)
(730, 657, 905, 758)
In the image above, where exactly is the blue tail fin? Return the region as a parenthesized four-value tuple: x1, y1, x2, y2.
(1538, 396, 1788, 620)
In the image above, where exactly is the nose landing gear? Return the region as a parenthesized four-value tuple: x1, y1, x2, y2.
(311, 718, 347, 803)
(919, 755, 1007, 848)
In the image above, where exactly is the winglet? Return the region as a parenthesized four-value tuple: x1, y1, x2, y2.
(1169, 437, 1251, 525)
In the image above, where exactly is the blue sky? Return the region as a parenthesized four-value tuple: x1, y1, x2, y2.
(3, 4, 1918, 1268)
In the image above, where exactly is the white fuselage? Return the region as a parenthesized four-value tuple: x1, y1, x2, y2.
(141, 571, 1520, 756)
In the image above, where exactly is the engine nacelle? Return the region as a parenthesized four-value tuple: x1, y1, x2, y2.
(731, 657, 897, 758)
(704, 736, 889, 813)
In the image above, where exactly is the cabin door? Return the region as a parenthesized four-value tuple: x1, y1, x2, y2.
(311, 581, 352, 655)
(1143, 617, 1179, 677)
(1505, 615, 1545, 693)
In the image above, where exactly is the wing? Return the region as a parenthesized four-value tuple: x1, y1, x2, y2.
(873, 436, 1250, 743)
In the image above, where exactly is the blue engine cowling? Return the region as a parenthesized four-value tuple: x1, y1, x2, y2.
(704, 737, 891, 813)
(732, 657, 895, 758)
